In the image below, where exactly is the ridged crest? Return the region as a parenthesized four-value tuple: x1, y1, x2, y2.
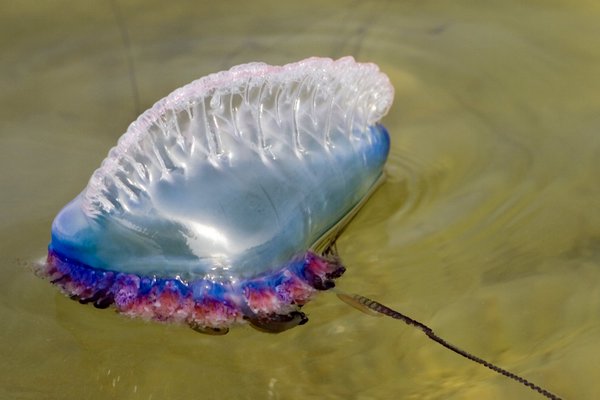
(83, 57, 393, 215)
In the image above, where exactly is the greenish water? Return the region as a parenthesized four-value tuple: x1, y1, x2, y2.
(1, 1, 599, 399)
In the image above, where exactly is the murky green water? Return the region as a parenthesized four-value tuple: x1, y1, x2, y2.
(2, 1, 599, 399)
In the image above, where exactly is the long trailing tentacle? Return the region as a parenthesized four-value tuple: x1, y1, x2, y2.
(338, 292, 563, 400)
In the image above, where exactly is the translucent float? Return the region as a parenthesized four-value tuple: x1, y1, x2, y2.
(41, 56, 394, 334)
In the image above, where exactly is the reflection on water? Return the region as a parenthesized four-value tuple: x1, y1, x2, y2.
(1, 1, 599, 399)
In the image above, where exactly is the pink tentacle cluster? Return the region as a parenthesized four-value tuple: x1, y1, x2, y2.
(42, 249, 345, 333)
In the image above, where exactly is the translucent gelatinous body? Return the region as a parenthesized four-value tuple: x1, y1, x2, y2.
(42, 57, 394, 332)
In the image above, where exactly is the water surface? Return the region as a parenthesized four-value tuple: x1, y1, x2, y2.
(1, 1, 599, 399)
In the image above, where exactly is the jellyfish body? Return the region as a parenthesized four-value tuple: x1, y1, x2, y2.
(43, 57, 394, 333)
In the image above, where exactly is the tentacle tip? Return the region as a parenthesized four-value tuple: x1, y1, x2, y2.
(188, 321, 230, 335)
(245, 311, 308, 333)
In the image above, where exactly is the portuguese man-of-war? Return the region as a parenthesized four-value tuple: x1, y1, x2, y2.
(42, 56, 392, 334)
(39, 57, 562, 399)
